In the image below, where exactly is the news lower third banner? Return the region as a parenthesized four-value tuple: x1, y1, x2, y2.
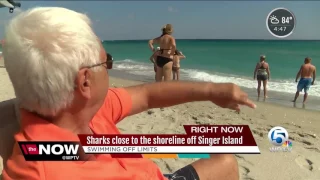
(18, 125, 260, 161)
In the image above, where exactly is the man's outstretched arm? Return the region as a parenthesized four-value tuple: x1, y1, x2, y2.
(124, 81, 256, 116)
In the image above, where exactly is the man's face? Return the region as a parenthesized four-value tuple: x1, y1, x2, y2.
(73, 42, 109, 109)
(92, 44, 109, 102)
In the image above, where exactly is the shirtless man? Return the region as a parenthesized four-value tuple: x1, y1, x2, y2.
(292, 57, 316, 104)
(172, 50, 186, 81)
(148, 24, 176, 82)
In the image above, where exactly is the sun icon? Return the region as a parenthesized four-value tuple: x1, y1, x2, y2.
(269, 15, 279, 24)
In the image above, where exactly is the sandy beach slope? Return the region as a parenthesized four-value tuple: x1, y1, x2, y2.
(0, 67, 319, 180)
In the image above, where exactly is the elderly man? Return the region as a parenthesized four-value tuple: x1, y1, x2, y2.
(2, 7, 255, 180)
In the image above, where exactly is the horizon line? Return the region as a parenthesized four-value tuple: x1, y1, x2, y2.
(102, 39, 320, 41)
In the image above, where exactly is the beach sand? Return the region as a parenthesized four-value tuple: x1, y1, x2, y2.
(0, 66, 320, 179)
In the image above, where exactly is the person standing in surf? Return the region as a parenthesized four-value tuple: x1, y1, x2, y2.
(0, 40, 4, 66)
(106, 53, 114, 69)
(149, 47, 161, 81)
(292, 57, 316, 104)
(172, 50, 186, 81)
(148, 24, 176, 82)
(254, 55, 270, 100)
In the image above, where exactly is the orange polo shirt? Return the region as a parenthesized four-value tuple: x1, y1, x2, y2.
(2, 88, 167, 180)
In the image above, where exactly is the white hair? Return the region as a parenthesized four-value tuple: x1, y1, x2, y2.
(3, 7, 101, 116)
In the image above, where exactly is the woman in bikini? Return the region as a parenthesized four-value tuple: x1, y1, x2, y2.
(172, 50, 186, 81)
(148, 24, 176, 82)
(254, 55, 271, 100)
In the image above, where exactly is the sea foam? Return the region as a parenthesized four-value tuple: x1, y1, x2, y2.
(113, 59, 320, 97)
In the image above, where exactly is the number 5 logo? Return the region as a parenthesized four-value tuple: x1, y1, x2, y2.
(268, 126, 289, 146)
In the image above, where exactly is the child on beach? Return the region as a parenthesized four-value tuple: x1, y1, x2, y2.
(149, 47, 161, 81)
(172, 50, 186, 80)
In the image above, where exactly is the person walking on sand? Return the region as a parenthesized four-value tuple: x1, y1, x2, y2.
(149, 47, 161, 81)
(254, 55, 270, 100)
(292, 57, 316, 104)
(148, 24, 176, 82)
(172, 50, 186, 81)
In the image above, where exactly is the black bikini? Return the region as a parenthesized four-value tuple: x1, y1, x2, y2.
(156, 49, 173, 68)
(154, 32, 174, 68)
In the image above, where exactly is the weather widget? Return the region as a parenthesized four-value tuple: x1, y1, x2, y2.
(266, 8, 296, 38)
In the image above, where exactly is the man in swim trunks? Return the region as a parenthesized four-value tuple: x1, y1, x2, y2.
(292, 57, 316, 104)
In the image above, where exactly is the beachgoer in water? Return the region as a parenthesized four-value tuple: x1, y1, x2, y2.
(106, 53, 114, 69)
(149, 47, 161, 81)
(292, 57, 316, 104)
(253, 55, 270, 100)
(172, 50, 186, 81)
(148, 24, 176, 82)
(0, 39, 4, 60)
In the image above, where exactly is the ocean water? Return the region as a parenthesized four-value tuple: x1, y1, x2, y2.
(1, 40, 319, 97)
(103, 40, 320, 97)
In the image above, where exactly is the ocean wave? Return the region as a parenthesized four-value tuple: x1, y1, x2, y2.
(114, 59, 154, 76)
(113, 59, 320, 97)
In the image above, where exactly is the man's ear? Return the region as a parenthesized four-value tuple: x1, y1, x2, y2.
(75, 68, 92, 99)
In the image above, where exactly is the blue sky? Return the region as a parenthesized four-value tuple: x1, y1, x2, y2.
(0, 1, 319, 40)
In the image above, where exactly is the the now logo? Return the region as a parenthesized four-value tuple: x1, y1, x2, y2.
(39, 144, 79, 155)
(19, 142, 82, 161)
